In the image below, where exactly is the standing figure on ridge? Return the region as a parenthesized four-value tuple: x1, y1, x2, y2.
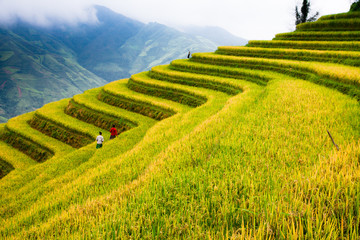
(187, 50, 191, 59)
(110, 124, 118, 140)
(96, 132, 104, 149)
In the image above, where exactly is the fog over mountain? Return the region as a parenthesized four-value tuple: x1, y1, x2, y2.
(0, 5, 247, 122)
(0, 0, 351, 40)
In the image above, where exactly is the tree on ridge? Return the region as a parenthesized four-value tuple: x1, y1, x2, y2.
(350, 0, 360, 12)
(295, 0, 319, 25)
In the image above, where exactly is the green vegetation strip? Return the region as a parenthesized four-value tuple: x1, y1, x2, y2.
(99, 79, 187, 120)
(103, 79, 189, 114)
(0, 74, 237, 239)
(73, 88, 155, 126)
(0, 125, 53, 163)
(248, 40, 360, 51)
(5, 75, 360, 238)
(274, 31, 360, 41)
(191, 53, 360, 86)
(191, 52, 360, 101)
(98, 90, 175, 121)
(0, 125, 36, 170)
(29, 113, 92, 149)
(170, 59, 270, 86)
(0, 106, 157, 218)
(65, 100, 135, 134)
(319, 12, 360, 21)
(129, 72, 207, 107)
(217, 46, 360, 66)
(35, 99, 102, 143)
(296, 19, 360, 31)
(0, 158, 14, 179)
(150, 65, 242, 95)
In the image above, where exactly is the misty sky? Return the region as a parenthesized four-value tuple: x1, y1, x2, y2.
(0, 0, 354, 40)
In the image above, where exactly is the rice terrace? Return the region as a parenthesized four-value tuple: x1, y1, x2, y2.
(1, 5, 360, 240)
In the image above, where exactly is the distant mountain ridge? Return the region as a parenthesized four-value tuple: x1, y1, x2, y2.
(0, 5, 247, 122)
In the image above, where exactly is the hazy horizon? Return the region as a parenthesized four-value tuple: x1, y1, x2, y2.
(0, 0, 353, 40)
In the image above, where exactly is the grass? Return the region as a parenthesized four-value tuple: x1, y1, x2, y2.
(191, 52, 360, 90)
(0, 72, 239, 239)
(129, 72, 208, 107)
(4, 74, 360, 239)
(170, 59, 271, 86)
(319, 12, 360, 21)
(217, 46, 360, 66)
(0, 125, 37, 170)
(296, 19, 360, 31)
(1, 10, 360, 239)
(31, 99, 100, 149)
(0, 158, 14, 180)
(99, 79, 183, 120)
(248, 40, 360, 51)
(150, 65, 243, 95)
(0, 113, 59, 162)
(274, 31, 360, 41)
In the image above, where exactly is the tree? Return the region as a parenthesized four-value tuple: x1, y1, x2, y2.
(295, 0, 319, 25)
(350, 0, 360, 12)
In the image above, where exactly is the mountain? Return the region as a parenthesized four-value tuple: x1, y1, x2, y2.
(1, 9, 359, 239)
(119, 22, 218, 75)
(180, 25, 248, 46)
(0, 5, 247, 122)
(0, 24, 107, 122)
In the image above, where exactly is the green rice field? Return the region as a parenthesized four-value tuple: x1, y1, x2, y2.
(1, 10, 360, 239)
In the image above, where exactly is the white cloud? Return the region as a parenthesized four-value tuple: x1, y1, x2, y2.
(0, 0, 352, 39)
(0, 0, 98, 26)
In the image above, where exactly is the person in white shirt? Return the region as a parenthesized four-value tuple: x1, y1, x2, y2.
(96, 132, 104, 149)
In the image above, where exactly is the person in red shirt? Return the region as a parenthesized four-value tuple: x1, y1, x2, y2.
(110, 125, 118, 140)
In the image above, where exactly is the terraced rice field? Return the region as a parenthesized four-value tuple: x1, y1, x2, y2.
(1, 11, 360, 239)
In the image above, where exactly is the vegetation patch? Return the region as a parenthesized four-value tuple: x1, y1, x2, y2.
(216, 46, 360, 66)
(0, 127, 53, 162)
(296, 19, 360, 31)
(248, 40, 360, 51)
(98, 90, 175, 120)
(190, 53, 360, 101)
(319, 12, 360, 20)
(149, 66, 242, 95)
(274, 31, 360, 41)
(0, 158, 14, 179)
(128, 77, 207, 107)
(65, 100, 136, 134)
(170, 59, 270, 86)
(28, 114, 92, 149)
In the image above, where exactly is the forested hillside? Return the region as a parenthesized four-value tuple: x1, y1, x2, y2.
(0, 5, 246, 122)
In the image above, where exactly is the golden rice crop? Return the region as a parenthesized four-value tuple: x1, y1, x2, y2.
(129, 72, 207, 107)
(248, 40, 360, 51)
(1, 13, 360, 238)
(296, 19, 360, 31)
(192, 52, 360, 86)
(73, 87, 148, 127)
(171, 59, 272, 86)
(274, 31, 360, 41)
(0, 126, 36, 170)
(102, 78, 188, 114)
(0, 72, 237, 239)
(319, 12, 360, 21)
(150, 65, 243, 95)
(218, 46, 360, 60)
(5, 112, 73, 158)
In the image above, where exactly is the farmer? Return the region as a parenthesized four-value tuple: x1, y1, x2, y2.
(110, 124, 118, 140)
(96, 132, 104, 149)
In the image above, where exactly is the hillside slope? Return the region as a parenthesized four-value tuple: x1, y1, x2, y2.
(1, 11, 360, 239)
(0, 5, 246, 122)
(0, 26, 107, 122)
